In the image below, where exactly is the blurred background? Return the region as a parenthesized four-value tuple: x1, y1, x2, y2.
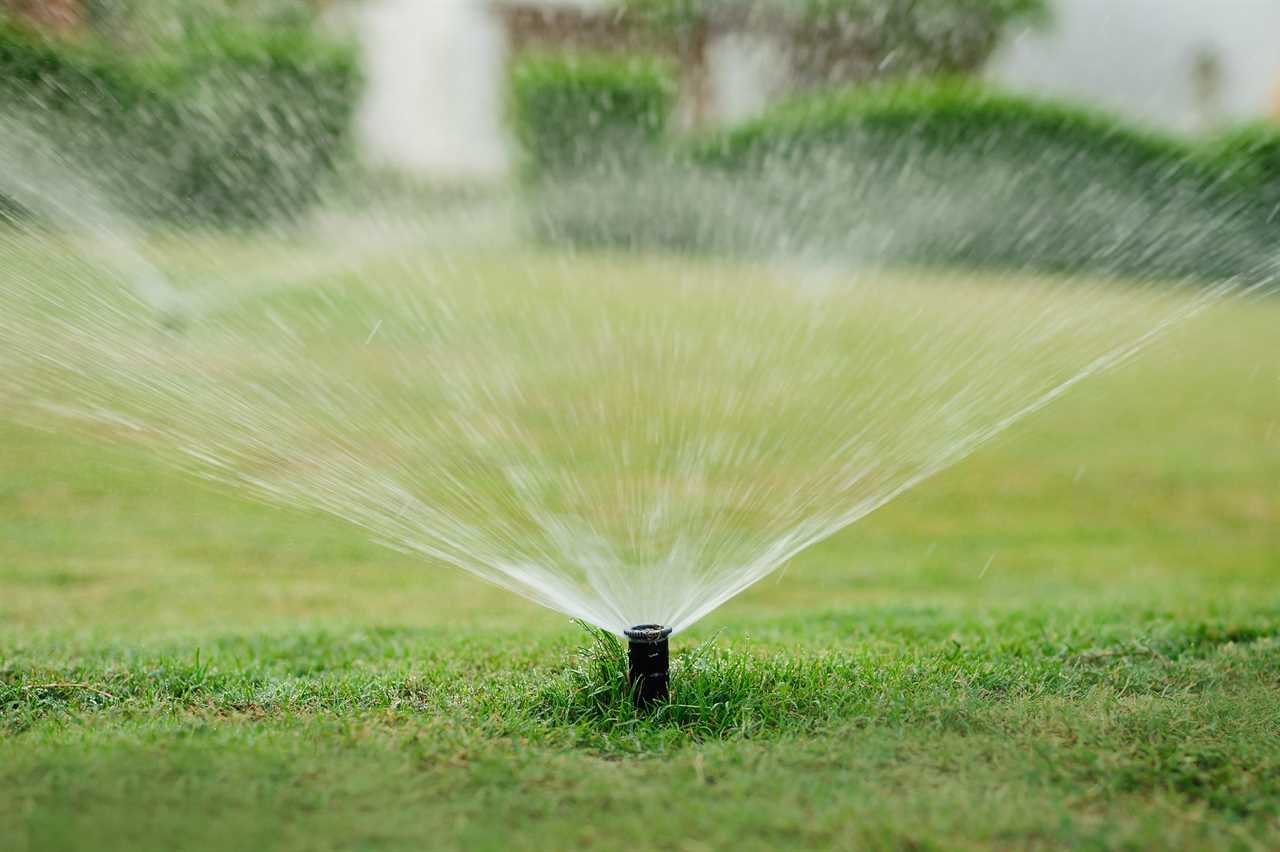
(6, 0, 1280, 183)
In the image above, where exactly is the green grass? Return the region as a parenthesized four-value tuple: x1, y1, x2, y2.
(1, 251, 1278, 849)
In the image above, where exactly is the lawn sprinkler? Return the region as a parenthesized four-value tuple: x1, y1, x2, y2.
(624, 624, 672, 709)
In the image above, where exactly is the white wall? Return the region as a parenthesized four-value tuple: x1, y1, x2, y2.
(707, 32, 790, 125)
(352, 0, 510, 179)
(988, 0, 1280, 134)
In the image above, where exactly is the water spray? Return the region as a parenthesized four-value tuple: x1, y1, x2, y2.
(7, 72, 1266, 691)
(624, 624, 672, 708)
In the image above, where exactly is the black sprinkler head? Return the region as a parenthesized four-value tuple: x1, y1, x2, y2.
(624, 624, 672, 709)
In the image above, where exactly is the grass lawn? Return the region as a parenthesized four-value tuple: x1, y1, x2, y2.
(1, 247, 1278, 850)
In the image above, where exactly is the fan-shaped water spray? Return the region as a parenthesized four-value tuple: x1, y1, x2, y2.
(0, 96, 1274, 644)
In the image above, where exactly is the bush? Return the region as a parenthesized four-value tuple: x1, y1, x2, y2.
(144, 25, 361, 225)
(695, 82, 1199, 173)
(1202, 123, 1280, 214)
(526, 79, 1277, 283)
(0, 19, 149, 105)
(509, 53, 677, 182)
(687, 81, 1270, 279)
(0, 18, 359, 226)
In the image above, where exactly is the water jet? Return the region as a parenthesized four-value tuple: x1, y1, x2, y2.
(624, 624, 672, 708)
(1, 69, 1269, 651)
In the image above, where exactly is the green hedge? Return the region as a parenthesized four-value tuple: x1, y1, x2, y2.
(0, 19, 359, 226)
(517, 76, 1278, 282)
(689, 81, 1269, 279)
(1202, 123, 1280, 214)
(695, 82, 1200, 173)
(510, 53, 677, 182)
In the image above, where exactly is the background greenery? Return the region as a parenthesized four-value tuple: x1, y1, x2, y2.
(511, 61, 1280, 280)
(0, 16, 358, 225)
(510, 53, 677, 182)
(6, 10, 1280, 258)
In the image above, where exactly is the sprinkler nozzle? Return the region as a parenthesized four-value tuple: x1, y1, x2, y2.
(624, 624, 672, 709)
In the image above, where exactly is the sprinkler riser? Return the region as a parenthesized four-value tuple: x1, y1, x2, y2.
(624, 624, 672, 709)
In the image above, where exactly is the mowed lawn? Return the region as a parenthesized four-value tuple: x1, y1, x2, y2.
(1, 257, 1278, 850)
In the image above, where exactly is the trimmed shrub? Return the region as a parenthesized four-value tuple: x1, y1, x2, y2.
(0, 19, 359, 226)
(525, 79, 1276, 283)
(143, 25, 361, 225)
(694, 81, 1201, 175)
(685, 81, 1267, 279)
(0, 19, 152, 105)
(510, 53, 677, 182)
(1202, 123, 1280, 215)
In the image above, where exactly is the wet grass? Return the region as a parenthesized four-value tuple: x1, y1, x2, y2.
(0, 274, 1277, 849)
(5, 613, 1277, 743)
(2, 612, 1278, 850)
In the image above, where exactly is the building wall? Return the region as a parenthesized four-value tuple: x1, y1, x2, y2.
(988, 0, 1280, 134)
(349, 0, 510, 179)
(706, 32, 791, 125)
